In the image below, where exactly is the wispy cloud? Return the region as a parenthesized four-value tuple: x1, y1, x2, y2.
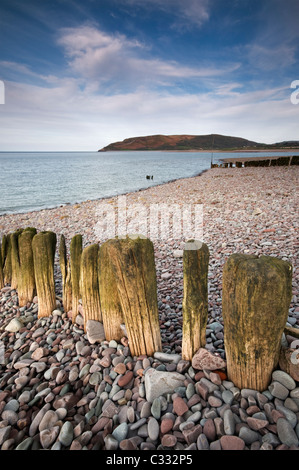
(1, 76, 297, 151)
(244, 0, 299, 74)
(247, 44, 297, 72)
(116, 0, 212, 30)
(57, 25, 239, 91)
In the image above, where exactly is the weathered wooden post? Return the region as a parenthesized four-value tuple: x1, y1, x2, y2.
(222, 254, 292, 391)
(1, 234, 7, 268)
(103, 235, 162, 357)
(17, 228, 37, 307)
(182, 240, 210, 361)
(11, 229, 24, 290)
(0, 242, 3, 289)
(98, 241, 124, 342)
(32, 231, 57, 318)
(59, 234, 72, 314)
(70, 234, 82, 321)
(80, 243, 102, 330)
(3, 233, 13, 285)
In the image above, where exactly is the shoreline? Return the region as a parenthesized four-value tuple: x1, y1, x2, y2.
(0, 169, 210, 219)
(1, 151, 299, 217)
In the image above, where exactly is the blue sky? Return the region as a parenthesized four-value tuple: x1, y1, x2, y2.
(0, 0, 298, 150)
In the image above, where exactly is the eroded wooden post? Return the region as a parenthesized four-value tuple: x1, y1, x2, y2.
(0, 241, 3, 289)
(182, 240, 210, 361)
(1, 234, 7, 269)
(98, 241, 124, 342)
(32, 231, 57, 318)
(70, 234, 82, 321)
(3, 233, 13, 285)
(11, 229, 24, 290)
(18, 228, 37, 307)
(222, 254, 292, 391)
(59, 234, 72, 315)
(104, 235, 162, 357)
(80, 243, 102, 330)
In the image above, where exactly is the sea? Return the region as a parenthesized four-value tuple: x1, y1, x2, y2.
(0, 150, 298, 215)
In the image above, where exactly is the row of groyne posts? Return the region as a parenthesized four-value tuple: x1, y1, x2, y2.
(212, 155, 299, 168)
(0, 228, 294, 393)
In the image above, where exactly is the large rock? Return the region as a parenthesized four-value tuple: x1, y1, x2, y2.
(5, 318, 23, 332)
(144, 368, 185, 402)
(86, 320, 105, 344)
(192, 348, 226, 371)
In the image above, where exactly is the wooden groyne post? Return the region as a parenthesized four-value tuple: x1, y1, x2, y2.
(98, 240, 124, 342)
(3, 233, 12, 285)
(0, 240, 4, 289)
(222, 254, 292, 391)
(59, 234, 72, 314)
(100, 235, 162, 357)
(70, 234, 82, 321)
(17, 228, 37, 307)
(80, 243, 102, 330)
(182, 240, 210, 361)
(32, 231, 57, 318)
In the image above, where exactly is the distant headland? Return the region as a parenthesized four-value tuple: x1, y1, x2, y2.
(98, 134, 299, 152)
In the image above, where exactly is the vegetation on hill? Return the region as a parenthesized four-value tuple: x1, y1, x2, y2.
(98, 134, 299, 152)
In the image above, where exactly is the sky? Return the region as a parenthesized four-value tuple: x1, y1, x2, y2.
(0, 0, 298, 151)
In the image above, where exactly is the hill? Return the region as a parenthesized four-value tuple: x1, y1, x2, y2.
(98, 134, 299, 152)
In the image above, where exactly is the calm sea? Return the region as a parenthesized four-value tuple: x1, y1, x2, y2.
(0, 150, 298, 215)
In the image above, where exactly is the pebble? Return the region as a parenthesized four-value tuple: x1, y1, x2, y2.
(220, 435, 245, 450)
(277, 418, 299, 447)
(112, 422, 128, 442)
(172, 397, 189, 416)
(223, 409, 235, 435)
(238, 427, 260, 445)
(40, 426, 60, 449)
(272, 370, 296, 390)
(148, 417, 160, 441)
(161, 434, 177, 447)
(58, 421, 74, 446)
(0, 426, 11, 446)
(268, 381, 290, 400)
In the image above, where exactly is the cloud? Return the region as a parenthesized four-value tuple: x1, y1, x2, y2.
(57, 24, 239, 91)
(244, 0, 299, 73)
(116, 0, 212, 30)
(1, 76, 297, 151)
(247, 44, 297, 72)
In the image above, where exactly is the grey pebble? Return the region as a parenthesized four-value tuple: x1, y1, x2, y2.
(151, 398, 162, 419)
(130, 418, 147, 431)
(268, 381, 289, 400)
(277, 418, 299, 447)
(112, 422, 128, 442)
(105, 434, 119, 450)
(239, 426, 260, 445)
(197, 433, 209, 450)
(223, 408, 235, 435)
(272, 370, 296, 391)
(4, 399, 19, 412)
(58, 421, 74, 446)
(148, 417, 159, 441)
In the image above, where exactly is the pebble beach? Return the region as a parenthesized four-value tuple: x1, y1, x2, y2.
(0, 165, 299, 451)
